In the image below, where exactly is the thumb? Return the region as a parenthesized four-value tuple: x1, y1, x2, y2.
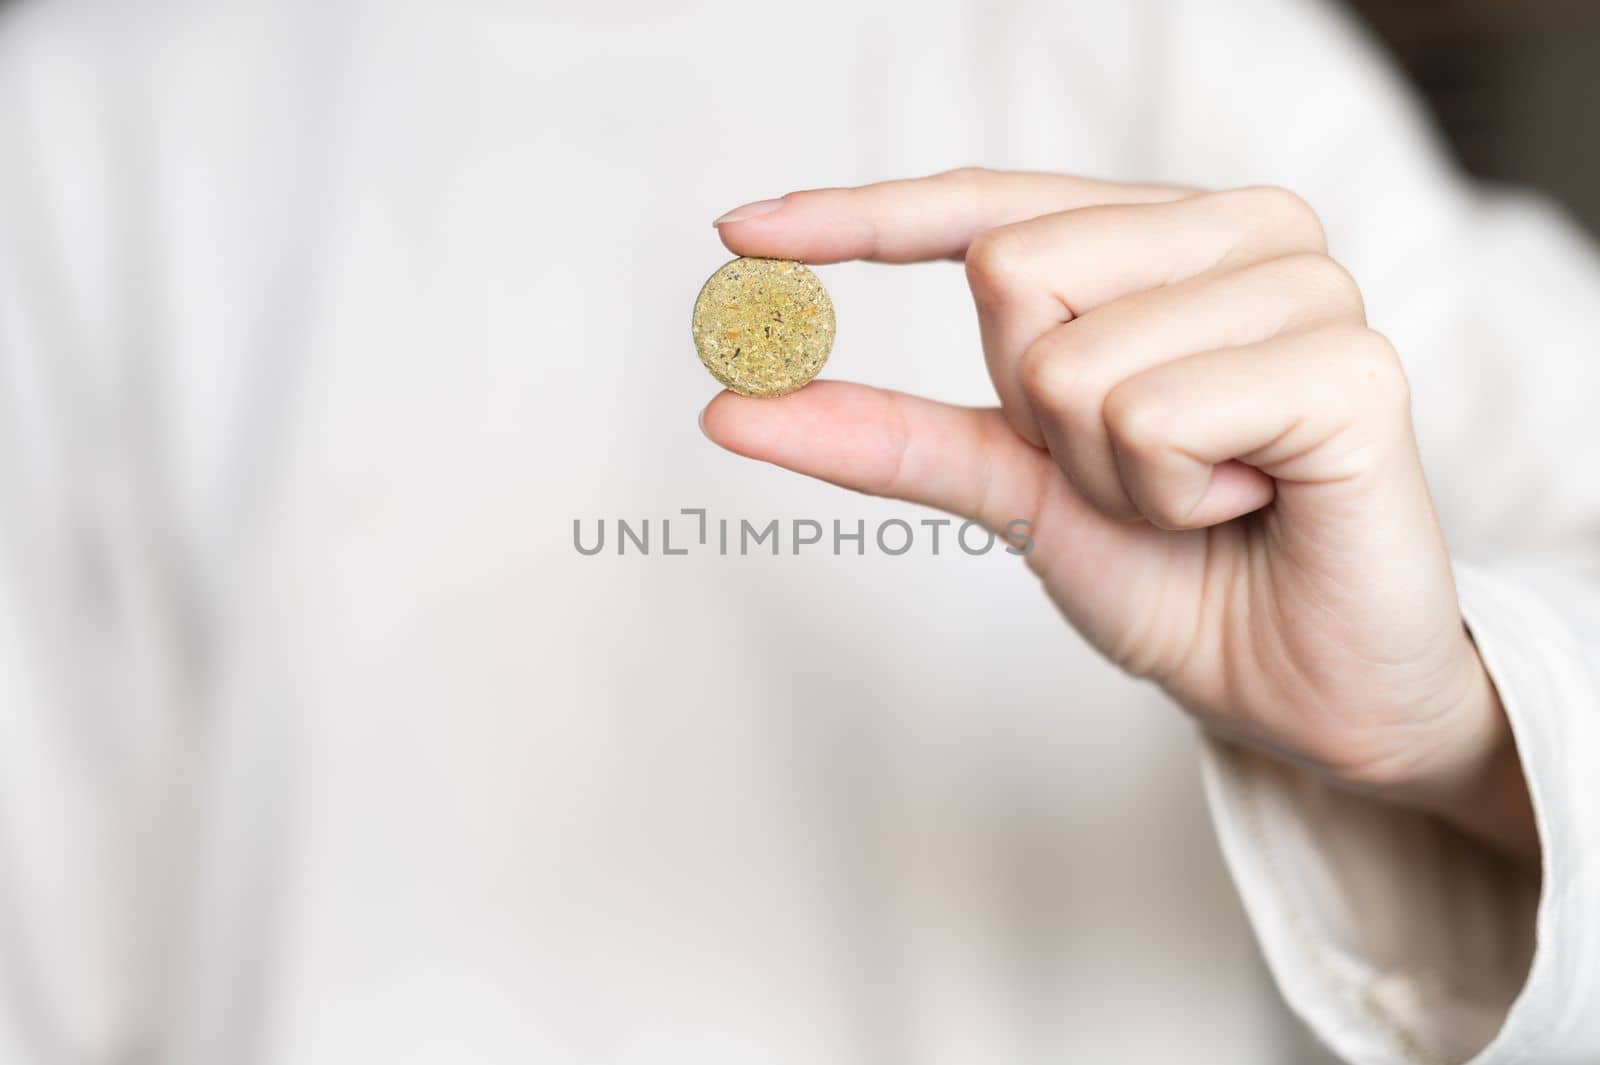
(700, 381, 1054, 536)
(703, 381, 1184, 671)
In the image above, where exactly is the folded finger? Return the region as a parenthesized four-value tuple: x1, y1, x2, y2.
(969, 186, 1330, 445)
(1101, 323, 1413, 530)
(1022, 251, 1366, 519)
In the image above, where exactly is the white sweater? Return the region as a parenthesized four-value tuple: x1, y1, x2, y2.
(0, 0, 1595, 1062)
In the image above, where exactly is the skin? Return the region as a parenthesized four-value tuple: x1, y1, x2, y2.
(703, 168, 1538, 862)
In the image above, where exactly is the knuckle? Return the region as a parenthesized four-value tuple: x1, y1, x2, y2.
(1347, 327, 1406, 383)
(964, 227, 1031, 302)
(1333, 326, 1411, 409)
(1102, 382, 1168, 457)
(1278, 252, 1364, 317)
(1244, 184, 1327, 249)
(781, 187, 820, 212)
(1019, 332, 1120, 438)
(939, 165, 993, 188)
(1016, 342, 1065, 406)
(1017, 332, 1086, 405)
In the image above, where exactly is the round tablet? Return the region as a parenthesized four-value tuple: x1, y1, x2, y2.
(692, 257, 835, 397)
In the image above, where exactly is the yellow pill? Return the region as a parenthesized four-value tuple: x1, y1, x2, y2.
(691, 257, 836, 397)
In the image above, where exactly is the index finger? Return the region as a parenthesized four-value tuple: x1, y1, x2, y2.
(713, 167, 1191, 265)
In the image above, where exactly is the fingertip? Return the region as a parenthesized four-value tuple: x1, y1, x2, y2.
(699, 381, 870, 470)
(712, 197, 785, 228)
(714, 212, 798, 259)
(712, 191, 871, 265)
(713, 196, 793, 257)
(699, 389, 776, 457)
(697, 395, 715, 439)
(699, 390, 733, 444)
(714, 222, 765, 258)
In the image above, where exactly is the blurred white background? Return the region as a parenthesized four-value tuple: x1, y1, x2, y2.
(1, 1, 1596, 1062)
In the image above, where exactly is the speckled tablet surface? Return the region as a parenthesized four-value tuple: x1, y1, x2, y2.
(692, 257, 835, 397)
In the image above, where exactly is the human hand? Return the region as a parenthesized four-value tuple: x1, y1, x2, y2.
(703, 169, 1535, 860)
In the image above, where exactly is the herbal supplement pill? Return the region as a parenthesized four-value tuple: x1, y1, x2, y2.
(692, 257, 836, 397)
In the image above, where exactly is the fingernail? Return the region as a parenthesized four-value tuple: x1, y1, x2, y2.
(713, 198, 784, 226)
(698, 402, 711, 438)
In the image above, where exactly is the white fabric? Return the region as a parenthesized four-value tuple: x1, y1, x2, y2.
(0, 0, 1596, 1063)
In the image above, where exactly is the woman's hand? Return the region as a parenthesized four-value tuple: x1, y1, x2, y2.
(702, 169, 1536, 860)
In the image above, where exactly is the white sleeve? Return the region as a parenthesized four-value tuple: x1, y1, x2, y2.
(1148, 0, 1600, 1061)
(1201, 556, 1600, 1063)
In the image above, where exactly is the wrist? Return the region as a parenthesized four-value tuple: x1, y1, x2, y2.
(1372, 637, 1538, 863)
